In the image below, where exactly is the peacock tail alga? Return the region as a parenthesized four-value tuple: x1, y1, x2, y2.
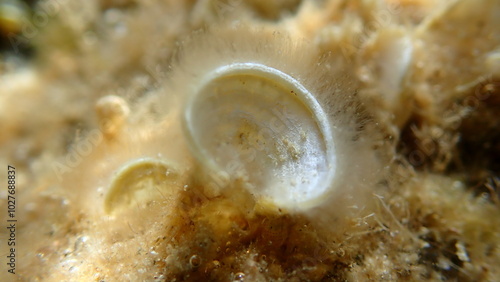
(0, 0, 499, 281)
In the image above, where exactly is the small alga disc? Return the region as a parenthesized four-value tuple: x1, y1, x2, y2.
(104, 158, 181, 214)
